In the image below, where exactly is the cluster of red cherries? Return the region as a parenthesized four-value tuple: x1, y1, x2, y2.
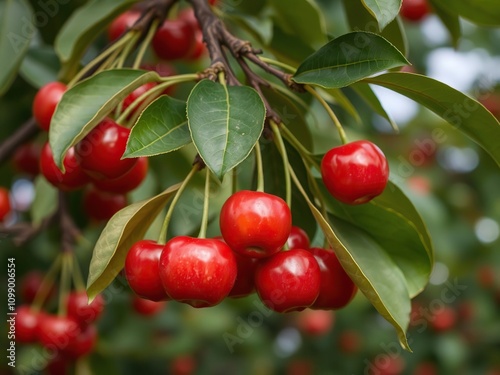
(125, 190, 359, 313)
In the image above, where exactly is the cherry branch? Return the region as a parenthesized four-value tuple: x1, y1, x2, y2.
(0, 118, 38, 166)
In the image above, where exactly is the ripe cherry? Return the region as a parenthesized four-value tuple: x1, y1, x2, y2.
(132, 296, 167, 316)
(67, 291, 104, 328)
(255, 249, 321, 313)
(32, 81, 67, 131)
(37, 314, 80, 352)
(0, 187, 11, 222)
(178, 9, 207, 60)
(295, 309, 334, 336)
(309, 248, 357, 310)
(125, 240, 169, 301)
(83, 187, 127, 221)
(339, 330, 362, 354)
(92, 157, 148, 194)
(12, 142, 41, 176)
(108, 10, 140, 42)
(430, 307, 457, 332)
(65, 324, 98, 359)
(141, 62, 177, 95)
(287, 226, 310, 250)
(171, 355, 196, 375)
(228, 252, 260, 298)
(321, 140, 389, 205)
(159, 236, 237, 307)
(152, 19, 196, 60)
(220, 190, 292, 258)
(75, 118, 137, 180)
(400, 0, 430, 22)
(15, 305, 40, 343)
(40, 143, 89, 191)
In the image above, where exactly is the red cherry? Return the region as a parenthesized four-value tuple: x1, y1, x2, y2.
(369, 356, 405, 375)
(178, 9, 207, 60)
(339, 330, 362, 354)
(220, 190, 292, 258)
(287, 226, 310, 250)
(75, 118, 137, 180)
(92, 157, 148, 194)
(40, 143, 89, 191)
(83, 187, 127, 221)
(65, 324, 97, 359)
(15, 306, 40, 343)
(12, 142, 41, 176)
(228, 252, 260, 298)
(171, 355, 196, 375)
(122, 82, 158, 116)
(321, 140, 389, 205)
(295, 309, 334, 336)
(309, 248, 357, 310)
(430, 307, 457, 332)
(32, 82, 67, 131)
(37, 314, 80, 352)
(255, 249, 321, 313)
(132, 296, 167, 316)
(413, 361, 438, 375)
(0, 187, 11, 222)
(45, 354, 70, 375)
(66, 291, 104, 327)
(108, 10, 141, 42)
(159, 236, 237, 307)
(400, 0, 430, 22)
(152, 19, 196, 60)
(20, 270, 56, 304)
(140, 63, 177, 95)
(125, 240, 169, 301)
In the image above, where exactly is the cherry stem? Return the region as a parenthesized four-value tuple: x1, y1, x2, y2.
(270, 121, 292, 208)
(280, 125, 320, 170)
(71, 255, 86, 292)
(231, 167, 238, 194)
(58, 191, 81, 253)
(133, 18, 161, 69)
(31, 254, 62, 312)
(58, 252, 73, 317)
(305, 85, 348, 144)
(198, 168, 211, 239)
(259, 57, 297, 73)
(254, 141, 264, 192)
(158, 164, 199, 245)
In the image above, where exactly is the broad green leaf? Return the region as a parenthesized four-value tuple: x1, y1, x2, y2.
(270, 0, 327, 49)
(30, 176, 58, 226)
(320, 180, 433, 297)
(19, 45, 60, 88)
(365, 72, 500, 167)
(431, 0, 500, 26)
(428, 0, 461, 47)
(352, 81, 398, 131)
(55, 0, 138, 64)
(186, 80, 266, 180)
(0, 0, 34, 95)
(49, 69, 159, 170)
(124, 96, 191, 158)
(87, 184, 179, 301)
(342, 0, 407, 57)
(305, 198, 410, 350)
(361, 0, 402, 30)
(292, 32, 409, 89)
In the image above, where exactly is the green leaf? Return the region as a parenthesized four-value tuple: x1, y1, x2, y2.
(49, 69, 158, 170)
(30, 176, 58, 226)
(186, 80, 266, 180)
(431, 0, 500, 26)
(268, 24, 316, 67)
(124, 96, 191, 158)
(0, 0, 34, 95)
(86, 185, 179, 302)
(292, 32, 409, 89)
(342, 0, 408, 57)
(365, 72, 500, 167)
(19, 45, 60, 89)
(269, 0, 327, 49)
(225, 13, 273, 45)
(55, 0, 138, 64)
(352, 81, 398, 131)
(428, 0, 461, 47)
(323, 88, 362, 125)
(361, 0, 402, 30)
(305, 198, 411, 350)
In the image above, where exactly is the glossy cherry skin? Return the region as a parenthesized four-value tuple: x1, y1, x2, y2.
(321, 140, 389, 205)
(159, 236, 237, 307)
(255, 249, 321, 313)
(75, 118, 137, 180)
(220, 190, 292, 258)
(400, 0, 430, 22)
(12, 142, 41, 176)
(67, 291, 104, 328)
(15, 306, 40, 343)
(287, 226, 310, 250)
(40, 143, 89, 191)
(92, 157, 148, 194)
(125, 240, 169, 301)
(228, 252, 260, 298)
(37, 314, 81, 353)
(32, 81, 67, 131)
(108, 10, 140, 42)
(309, 248, 357, 310)
(152, 19, 196, 60)
(178, 9, 207, 60)
(132, 296, 167, 316)
(0, 187, 11, 222)
(83, 187, 127, 221)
